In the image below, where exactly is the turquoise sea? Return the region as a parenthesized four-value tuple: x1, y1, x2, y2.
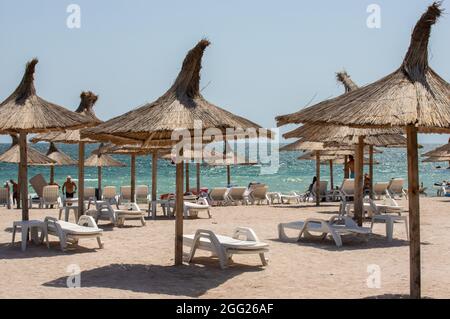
(0, 143, 449, 196)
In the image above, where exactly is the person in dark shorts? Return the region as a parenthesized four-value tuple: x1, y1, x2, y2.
(62, 176, 77, 198)
(9, 179, 19, 207)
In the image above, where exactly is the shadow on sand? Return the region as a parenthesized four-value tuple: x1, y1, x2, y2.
(43, 261, 263, 297)
(268, 233, 427, 251)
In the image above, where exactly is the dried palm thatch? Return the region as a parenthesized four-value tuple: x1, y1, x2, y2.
(423, 141, 450, 157)
(298, 152, 379, 165)
(0, 135, 55, 165)
(0, 60, 90, 133)
(84, 152, 126, 168)
(81, 40, 269, 146)
(422, 156, 450, 163)
(31, 91, 103, 144)
(282, 72, 407, 147)
(276, 3, 450, 133)
(45, 142, 77, 166)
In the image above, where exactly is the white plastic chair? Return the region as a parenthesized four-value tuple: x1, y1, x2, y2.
(40, 185, 61, 209)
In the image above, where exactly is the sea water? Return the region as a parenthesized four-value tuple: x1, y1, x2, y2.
(0, 143, 448, 196)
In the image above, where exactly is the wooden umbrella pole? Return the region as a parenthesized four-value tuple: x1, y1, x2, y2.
(50, 165, 55, 184)
(196, 162, 200, 194)
(329, 160, 334, 190)
(175, 160, 184, 266)
(369, 145, 374, 199)
(151, 152, 158, 219)
(131, 154, 136, 203)
(354, 136, 365, 226)
(78, 142, 85, 219)
(344, 155, 349, 179)
(407, 125, 421, 299)
(17, 168, 21, 209)
(185, 162, 190, 192)
(19, 133, 29, 221)
(315, 151, 320, 207)
(227, 165, 231, 186)
(97, 166, 102, 199)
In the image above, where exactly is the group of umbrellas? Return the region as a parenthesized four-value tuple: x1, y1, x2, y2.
(0, 2, 448, 299)
(276, 3, 450, 298)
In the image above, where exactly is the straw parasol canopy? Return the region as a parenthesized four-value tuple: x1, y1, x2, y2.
(298, 152, 379, 165)
(80, 39, 269, 266)
(45, 142, 77, 184)
(81, 39, 269, 146)
(276, 3, 449, 298)
(276, 5, 450, 133)
(423, 139, 450, 157)
(0, 59, 95, 219)
(422, 156, 450, 163)
(46, 142, 77, 166)
(31, 92, 102, 144)
(0, 135, 55, 165)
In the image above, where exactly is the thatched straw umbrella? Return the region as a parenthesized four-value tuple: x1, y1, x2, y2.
(85, 145, 126, 196)
(283, 71, 407, 211)
(276, 3, 450, 298)
(422, 155, 450, 164)
(0, 135, 56, 208)
(31, 91, 104, 215)
(423, 138, 450, 157)
(81, 39, 268, 265)
(45, 142, 77, 184)
(0, 60, 89, 220)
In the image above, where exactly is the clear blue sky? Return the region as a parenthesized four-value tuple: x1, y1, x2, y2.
(0, 0, 449, 144)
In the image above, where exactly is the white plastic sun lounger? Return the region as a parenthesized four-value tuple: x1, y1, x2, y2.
(387, 178, 408, 199)
(0, 187, 11, 209)
(183, 227, 269, 269)
(339, 179, 355, 201)
(44, 216, 103, 251)
(184, 198, 212, 219)
(364, 198, 408, 242)
(248, 185, 269, 205)
(208, 188, 229, 206)
(279, 192, 304, 204)
(226, 187, 248, 205)
(278, 215, 371, 247)
(87, 201, 146, 227)
(372, 182, 390, 199)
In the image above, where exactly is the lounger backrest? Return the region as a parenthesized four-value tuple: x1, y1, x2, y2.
(120, 186, 131, 200)
(228, 187, 246, 199)
(84, 187, 96, 199)
(42, 185, 59, 203)
(340, 179, 355, 196)
(319, 181, 328, 195)
(373, 182, 389, 194)
(103, 186, 117, 199)
(209, 188, 228, 200)
(29, 174, 48, 197)
(0, 188, 9, 205)
(250, 185, 268, 199)
(136, 185, 148, 198)
(388, 178, 404, 193)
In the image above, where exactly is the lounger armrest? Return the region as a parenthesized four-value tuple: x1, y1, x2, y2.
(78, 215, 99, 228)
(197, 198, 209, 206)
(123, 202, 141, 212)
(232, 227, 260, 242)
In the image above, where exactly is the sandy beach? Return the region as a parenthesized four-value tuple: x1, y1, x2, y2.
(0, 196, 449, 299)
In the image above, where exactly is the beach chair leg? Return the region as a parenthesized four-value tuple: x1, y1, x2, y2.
(277, 224, 290, 242)
(328, 229, 343, 248)
(97, 237, 104, 249)
(140, 216, 146, 226)
(386, 218, 394, 242)
(259, 253, 268, 266)
(11, 225, 16, 246)
(404, 217, 409, 240)
(207, 209, 211, 219)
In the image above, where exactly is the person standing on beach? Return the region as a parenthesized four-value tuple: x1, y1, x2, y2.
(9, 179, 19, 207)
(62, 176, 77, 199)
(346, 155, 355, 179)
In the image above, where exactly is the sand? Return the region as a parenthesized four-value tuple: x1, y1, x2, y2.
(0, 196, 449, 299)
